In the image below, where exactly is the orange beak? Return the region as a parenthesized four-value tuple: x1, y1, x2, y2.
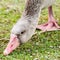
(3, 34, 20, 55)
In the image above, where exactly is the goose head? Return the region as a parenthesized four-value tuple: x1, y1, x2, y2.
(3, 19, 36, 55)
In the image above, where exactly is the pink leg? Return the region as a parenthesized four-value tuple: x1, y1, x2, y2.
(37, 6, 60, 33)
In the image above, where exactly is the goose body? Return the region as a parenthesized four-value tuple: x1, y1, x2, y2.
(41, 0, 55, 8)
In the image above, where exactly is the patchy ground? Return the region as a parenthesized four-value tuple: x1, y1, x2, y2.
(0, 0, 60, 60)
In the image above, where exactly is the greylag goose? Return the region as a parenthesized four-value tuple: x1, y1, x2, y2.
(3, 0, 60, 55)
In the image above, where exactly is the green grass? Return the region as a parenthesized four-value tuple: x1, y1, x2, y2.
(0, 0, 60, 60)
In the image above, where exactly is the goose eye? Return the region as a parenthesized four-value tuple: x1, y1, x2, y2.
(21, 30, 26, 34)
